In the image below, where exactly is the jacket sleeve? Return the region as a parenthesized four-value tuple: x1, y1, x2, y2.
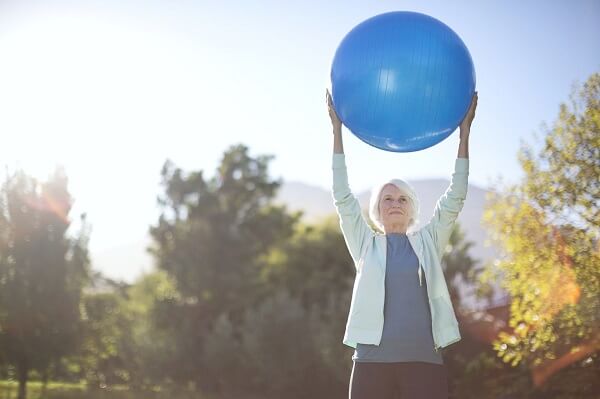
(331, 153, 373, 267)
(423, 158, 469, 260)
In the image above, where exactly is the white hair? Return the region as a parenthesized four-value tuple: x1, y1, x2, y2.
(368, 179, 420, 232)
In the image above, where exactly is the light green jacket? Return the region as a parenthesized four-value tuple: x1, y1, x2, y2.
(332, 153, 468, 351)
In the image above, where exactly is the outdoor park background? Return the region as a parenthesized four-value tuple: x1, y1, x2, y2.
(0, 0, 598, 398)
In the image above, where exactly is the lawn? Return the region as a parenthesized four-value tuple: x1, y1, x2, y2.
(0, 381, 219, 399)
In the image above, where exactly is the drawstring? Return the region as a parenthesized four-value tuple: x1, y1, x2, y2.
(418, 265, 423, 286)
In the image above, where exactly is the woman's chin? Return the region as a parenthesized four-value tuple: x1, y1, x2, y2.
(384, 216, 408, 225)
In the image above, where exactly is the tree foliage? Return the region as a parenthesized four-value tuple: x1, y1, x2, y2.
(482, 73, 599, 393)
(148, 144, 300, 384)
(0, 168, 90, 399)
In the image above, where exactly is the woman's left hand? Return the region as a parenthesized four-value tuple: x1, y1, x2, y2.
(459, 91, 478, 139)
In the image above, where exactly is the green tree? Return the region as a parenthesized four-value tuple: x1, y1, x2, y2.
(148, 144, 299, 387)
(441, 222, 480, 308)
(0, 167, 90, 399)
(260, 216, 354, 310)
(73, 270, 181, 390)
(124, 270, 180, 388)
(68, 271, 145, 390)
(482, 72, 600, 395)
(238, 289, 330, 398)
(79, 289, 130, 388)
(436, 224, 524, 398)
(185, 216, 354, 398)
(255, 217, 357, 396)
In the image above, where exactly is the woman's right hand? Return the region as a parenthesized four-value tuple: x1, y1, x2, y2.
(326, 89, 342, 133)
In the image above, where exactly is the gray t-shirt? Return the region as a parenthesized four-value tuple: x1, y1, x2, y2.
(353, 233, 443, 364)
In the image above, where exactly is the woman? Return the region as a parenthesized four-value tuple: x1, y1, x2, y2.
(326, 89, 478, 399)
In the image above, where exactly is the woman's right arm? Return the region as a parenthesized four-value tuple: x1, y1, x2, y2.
(327, 90, 372, 265)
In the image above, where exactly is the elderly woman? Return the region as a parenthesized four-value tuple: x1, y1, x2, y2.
(326, 89, 478, 399)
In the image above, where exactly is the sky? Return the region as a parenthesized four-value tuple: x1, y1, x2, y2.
(1, 0, 599, 281)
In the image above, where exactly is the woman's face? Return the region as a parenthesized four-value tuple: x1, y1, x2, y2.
(379, 184, 411, 229)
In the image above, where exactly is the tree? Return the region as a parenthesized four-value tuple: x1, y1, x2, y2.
(482, 72, 600, 396)
(260, 216, 354, 310)
(256, 217, 357, 395)
(79, 289, 131, 388)
(0, 167, 90, 399)
(441, 222, 480, 308)
(148, 144, 299, 387)
(66, 271, 147, 390)
(124, 270, 181, 388)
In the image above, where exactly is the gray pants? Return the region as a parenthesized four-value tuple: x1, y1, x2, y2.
(349, 361, 448, 399)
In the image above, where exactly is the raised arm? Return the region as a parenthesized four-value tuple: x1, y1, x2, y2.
(327, 89, 344, 154)
(424, 158, 469, 260)
(425, 91, 477, 258)
(327, 89, 372, 266)
(457, 91, 478, 159)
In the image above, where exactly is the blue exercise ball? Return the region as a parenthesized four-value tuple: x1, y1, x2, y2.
(330, 11, 476, 152)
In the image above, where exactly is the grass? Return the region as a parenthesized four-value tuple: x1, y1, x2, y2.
(0, 381, 219, 399)
(0, 380, 84, 399)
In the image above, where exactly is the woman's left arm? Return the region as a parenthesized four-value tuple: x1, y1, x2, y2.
(424, 92, 478, 258)
(457, 91, 478, 159)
